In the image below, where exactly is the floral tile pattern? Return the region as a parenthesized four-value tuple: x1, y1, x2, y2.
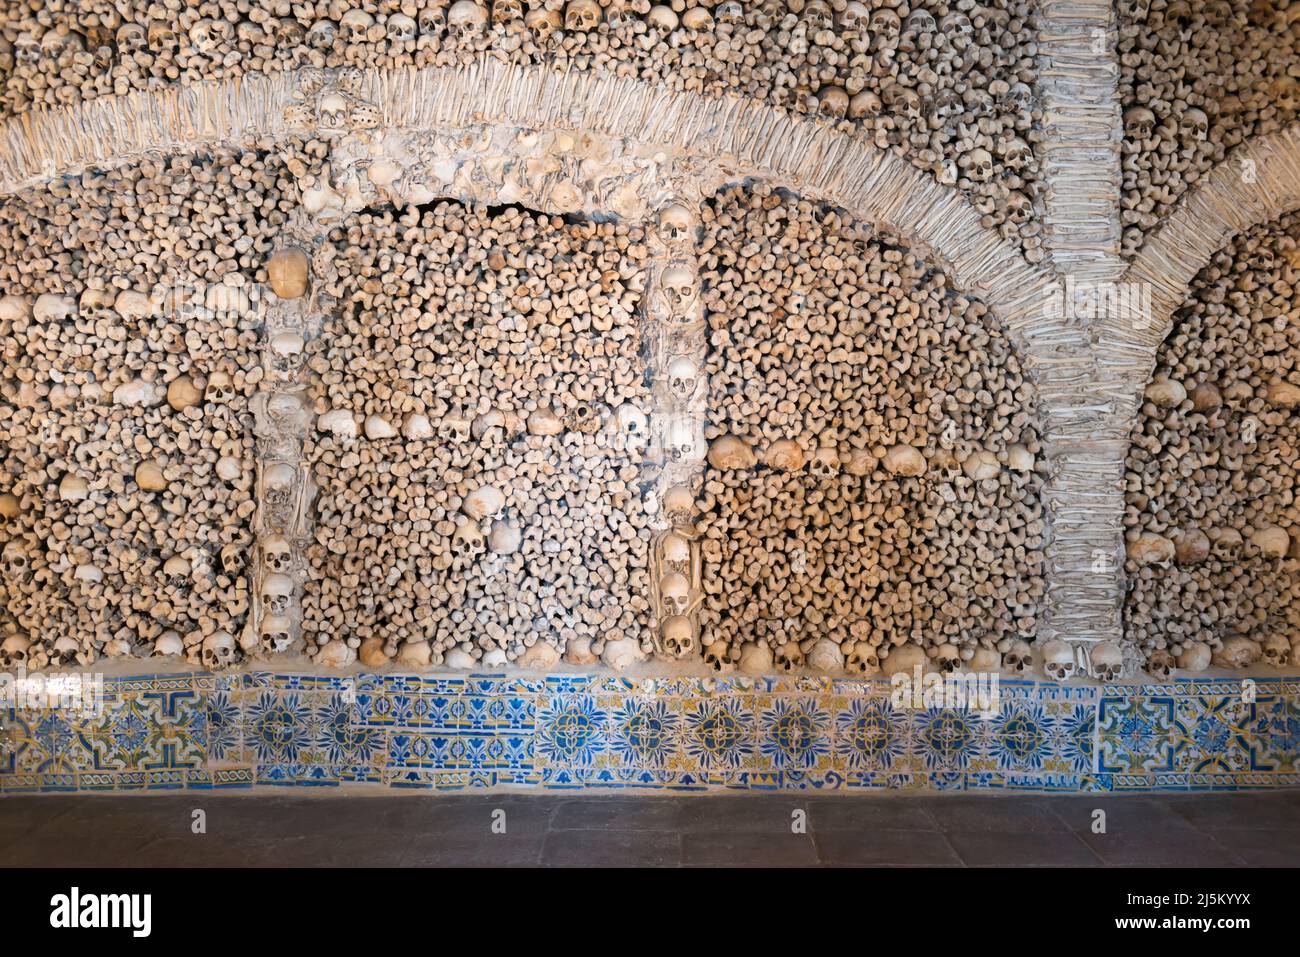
(3, 673, 1300, 793)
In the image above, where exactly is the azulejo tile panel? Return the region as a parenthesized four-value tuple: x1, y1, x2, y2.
(3, 673, 1300, 793)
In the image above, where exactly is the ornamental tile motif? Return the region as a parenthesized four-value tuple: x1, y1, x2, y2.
(3, 673, 1300, 793)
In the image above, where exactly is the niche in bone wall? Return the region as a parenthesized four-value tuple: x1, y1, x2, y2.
(0, 147, 303, 669)
(301, 202, 653, 670)
(693, 183, 1046, 676)
(1118, 0, 1300, 259)
(0, 1, 1043, 253)
(1124, 212, 1300, 677)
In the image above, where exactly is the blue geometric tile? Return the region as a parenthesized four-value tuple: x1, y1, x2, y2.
(7, 669, 1300, 795)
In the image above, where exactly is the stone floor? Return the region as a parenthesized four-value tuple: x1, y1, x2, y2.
(1, 791, 1298, 867)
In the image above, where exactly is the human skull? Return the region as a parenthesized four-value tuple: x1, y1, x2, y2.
(659, 572, 691, 617)
(35, 293, 76, 324)
(492, 0, 524, 25)
(810, 446, 840, 479)
(904, 8, 936, 36)
(263, 462, 297, 511)
(0, 634, 31, 668)
(818, 86, 849, 119)
(1180, 107, 1209, 140)
(261, 536, 293, 574)
(1006, 190, 1033, 224)
(872, 8, 901, 44)
(147, 20, 177, 51)
(117, 23, 147, 53)
(439, 409, 472, 444)
(1001, 82, 1034, 116)
(658, 203, 694, 243)
(717, 2, 744, 27)
(220, 542, 246, 575)
(269, 330, 305, 375)
(525, 9, 561, 45)
(962, 148, 994, 183)
(843, 91, 880, 123)
(189, 19, 223, 54)
(702, 637, 732, 670)
(882, 83, 921, 122)
(939, 12, 972, 44)
(318, 409, 358, 442)
(204, 370, 235, 405)
(565, 0, 601, 31)
(1213, 636, 1262, 669)
(663, 484, 695, 525)
(660, 532, 691, 570)
(462, 485, 506, 522)
(262, 573, 295, 616)
(1262, 633, 1291, 668)
(452, 519, 486, 564)
(162, 555, 191, 588)
(1004, 638, 1033, 673)
(839, 1, 870, 33)
(1002, 136, 1033, 171)
(798, 0, 830, 30)
(273, 19, 305, 45)
(661, 615, 696, 658)
(934, 643, 961, 674)
(682, 7, 714, 32)
(201, 631, 236, 669)
(154, 631, 184, 658)
(488, 518, 522, 555)
(1125, 106, 1156, 140)
(3, 539, 32, 580)
(646, 6, 679, 37)
(261, 614, 295, 654)
(0, 493, 21, 527)
(308, 19, 338, 48)
(1211, 527, 1243, 560)
(661, 265, 697, 314)
(1042, 640, 1077, 682)
(1091, 641, 1123, 682)
(612, 403, 647, 443)
(387, 13, 417, 42)
(565, 400, 605, 435)
(929, 88, 963, 124)
(418, 4, 447, 35)
(845, 641, 881, 674)
(448, 1, 488, 39)
(667, 356, 699, 401)
(1146, 648, 1174, 681)
(339, 9, 375, 41)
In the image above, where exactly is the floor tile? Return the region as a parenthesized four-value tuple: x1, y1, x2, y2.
(946, 830, 1102, 867)
(815, 829, 961, 866)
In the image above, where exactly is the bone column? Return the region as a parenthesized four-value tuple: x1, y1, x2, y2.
(646, 197, 707, 661)
(247, 219, 333, 663)
(1033, 0, 1131, 671)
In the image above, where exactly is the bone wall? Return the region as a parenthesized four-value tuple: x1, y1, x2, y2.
(0, 1, 1044, 251)
(1124, 211, 1300, 675)
(695, 184, 1047, 675)
(301, 202, 653, 669)
(0, 147, 301, 669)
(1118, 0, 1300, 259)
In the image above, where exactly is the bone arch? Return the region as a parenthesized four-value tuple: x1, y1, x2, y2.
(0, 62, 1058, 352)
(1121, 123, 1300, 370)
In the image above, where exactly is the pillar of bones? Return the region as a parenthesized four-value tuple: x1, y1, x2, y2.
(0, 2, 1298, 685)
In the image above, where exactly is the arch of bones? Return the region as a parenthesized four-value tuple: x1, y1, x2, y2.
(1, 6, 1298, 681)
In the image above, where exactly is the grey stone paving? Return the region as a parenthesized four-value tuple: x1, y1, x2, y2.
(1, 791, 1298, 867)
